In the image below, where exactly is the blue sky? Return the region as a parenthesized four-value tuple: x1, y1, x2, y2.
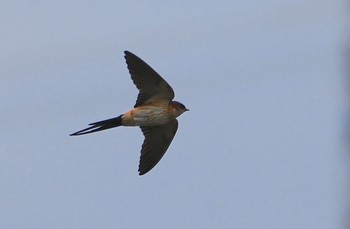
(0, 1, 349, 228)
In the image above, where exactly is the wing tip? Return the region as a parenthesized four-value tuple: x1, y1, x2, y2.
(124, 50, 134, 59)
(138, 167, 149, 176)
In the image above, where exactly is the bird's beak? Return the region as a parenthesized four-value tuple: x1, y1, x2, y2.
(185, 108, 189, 111)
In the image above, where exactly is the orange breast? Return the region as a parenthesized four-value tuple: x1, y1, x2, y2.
(121, 104, 175, 126)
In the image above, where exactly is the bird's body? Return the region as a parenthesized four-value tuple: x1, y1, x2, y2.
(122, 101, 180, 126)
(71, 51, 188, 175)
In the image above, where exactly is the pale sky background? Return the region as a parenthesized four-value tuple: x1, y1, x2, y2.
(0, 1, 349, 228)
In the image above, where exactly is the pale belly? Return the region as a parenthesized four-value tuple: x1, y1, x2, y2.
(121, 106, 174, 126)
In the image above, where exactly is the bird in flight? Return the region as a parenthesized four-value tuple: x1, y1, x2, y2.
(70, 51, 188, 175)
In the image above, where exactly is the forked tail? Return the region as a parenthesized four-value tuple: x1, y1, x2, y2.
(70, 115, 122, 136)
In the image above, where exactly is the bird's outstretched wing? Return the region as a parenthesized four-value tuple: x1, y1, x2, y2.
(124, 51, 175, 107)
(138, 119, 178, 175)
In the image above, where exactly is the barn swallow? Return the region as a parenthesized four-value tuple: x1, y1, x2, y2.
(70, 51, 188, 175)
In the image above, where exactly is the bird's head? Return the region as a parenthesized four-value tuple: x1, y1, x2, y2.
(170, 101, 189, 117)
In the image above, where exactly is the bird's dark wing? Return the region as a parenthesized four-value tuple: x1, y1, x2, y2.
(138, 119, 178, 175)
(124, 51, 175, 107)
